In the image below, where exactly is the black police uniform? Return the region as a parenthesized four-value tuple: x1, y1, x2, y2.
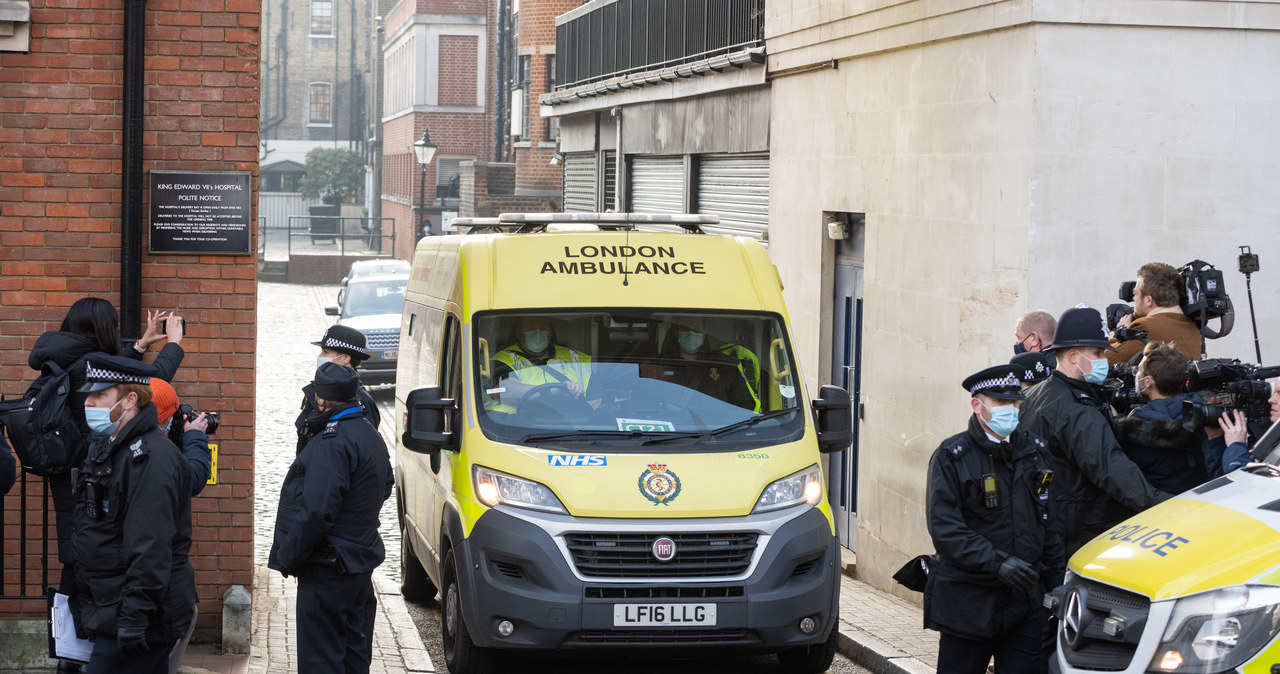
(269, 391, 393, 673)
(1017, 308, 1169, 557)
(295, 382, 381, 453)
(924, 367, 1064, 674)
(71, 401, 196, 674)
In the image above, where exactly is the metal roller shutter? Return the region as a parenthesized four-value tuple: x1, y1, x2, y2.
(629, 155, 685, 214)
(696, 153, 769, 240)
(563, 152, 598, 212)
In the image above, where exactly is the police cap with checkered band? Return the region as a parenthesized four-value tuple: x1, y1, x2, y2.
(311, 325, 370, 362)
(962, 364, 1028, 401)
(1010, 351, 1052, 383)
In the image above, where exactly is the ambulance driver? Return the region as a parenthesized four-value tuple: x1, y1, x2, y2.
(489, 316, 592, 409)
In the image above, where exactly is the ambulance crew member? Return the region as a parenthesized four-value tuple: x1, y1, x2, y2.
(295, 325, 380, 453)
(269, 363, 393, 674)
(925, 364, 1063, 674)
(71, 362, 197, 674)
(1018, 307, 1171, 557)
(648, 316, 757, 411)
(491, 315, 592, 404)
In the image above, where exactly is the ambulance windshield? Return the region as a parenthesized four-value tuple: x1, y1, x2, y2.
(473, 310, 804, 446)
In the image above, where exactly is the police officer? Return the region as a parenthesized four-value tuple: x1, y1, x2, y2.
(925, 364, 1063, 674)
(1011, 351, 1052, 391)
(270, 363, 393, 673)
(72, 362, 197, 673)
(1018, 307, 1171, 557)
(295, 325, 380, 453)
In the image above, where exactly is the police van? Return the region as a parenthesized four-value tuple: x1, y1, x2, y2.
(393, 213, 852, 674)
(1054, 422, 1280, 673)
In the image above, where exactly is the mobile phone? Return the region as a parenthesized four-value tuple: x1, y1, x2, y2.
(159, 317, 188, 335)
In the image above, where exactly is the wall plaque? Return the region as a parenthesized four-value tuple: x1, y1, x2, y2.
(149, 171, 252, 254)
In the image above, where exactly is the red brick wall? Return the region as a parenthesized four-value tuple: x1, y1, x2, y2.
(0, 0, 259, 634)
(509, 0, 574, 193)
(439, 35, 478, 107)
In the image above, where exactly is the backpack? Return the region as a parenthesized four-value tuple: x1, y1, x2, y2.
(0, 361, 89, 477)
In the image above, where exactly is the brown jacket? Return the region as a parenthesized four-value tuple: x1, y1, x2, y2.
(1108, 310, 1202, 364)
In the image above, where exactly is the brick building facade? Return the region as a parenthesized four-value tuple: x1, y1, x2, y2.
(507, 0, 573, 198)
(380, 0, 496, 254)
(0, 0, 259, 641)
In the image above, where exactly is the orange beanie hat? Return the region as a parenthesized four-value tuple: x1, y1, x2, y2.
(149, 377, 180, 426)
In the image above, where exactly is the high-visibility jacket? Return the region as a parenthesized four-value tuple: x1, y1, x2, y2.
(487, 345, 591, 413)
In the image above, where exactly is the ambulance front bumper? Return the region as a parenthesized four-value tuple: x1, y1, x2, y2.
(452, 504, 840, 652)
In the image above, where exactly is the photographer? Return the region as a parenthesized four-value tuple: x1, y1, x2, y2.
(1108, 263, 1201, 365)
(1113, 342, 1208, 495)
(150, 378, 212, 497)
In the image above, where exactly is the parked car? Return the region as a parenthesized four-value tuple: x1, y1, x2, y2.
(326, 272, 408, 385)
(337, 258, 411, 305)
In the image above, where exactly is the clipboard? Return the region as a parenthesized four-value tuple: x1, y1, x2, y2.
(46, 589, 93, 663)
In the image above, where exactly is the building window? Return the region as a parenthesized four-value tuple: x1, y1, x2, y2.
(511, 55, 531, 140)
(545, 54, 558, 141)
(309, 83, 332, 125)
(311, 0, 332, 35)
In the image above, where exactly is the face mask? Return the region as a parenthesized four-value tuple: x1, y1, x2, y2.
(982, 402, 1019, 437)
(1084, 357, 1110, 384)
(678, 330, 704, 353)
(1134, 375, 1148, 399)
(1013, 341, 1028, 355)
(85, 399, 123, 436)
(317, 355, 335, 369)
(522, 329, 550, 354)
(160, 418, 172, 433)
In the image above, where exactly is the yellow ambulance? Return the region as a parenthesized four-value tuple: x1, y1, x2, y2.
(393, 213, 852, 674)
(1054, 423, 1280, 673)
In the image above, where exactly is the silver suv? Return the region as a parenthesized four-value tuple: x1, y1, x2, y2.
(325, 272, 407, 384)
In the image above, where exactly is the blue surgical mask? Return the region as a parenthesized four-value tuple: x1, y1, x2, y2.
(160, 418, 172, 433)
(317, 356, 335, 369)
(1084, 357, 1110, 384)
(678, 330, 704, 353)
(84, 400, 123, 436)
(522, 329, 550, 354)
(982, 402, 1020, 437)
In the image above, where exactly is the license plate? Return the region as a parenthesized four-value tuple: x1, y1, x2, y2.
(613, 603, 716, 627)
(382, 349, 398, 359)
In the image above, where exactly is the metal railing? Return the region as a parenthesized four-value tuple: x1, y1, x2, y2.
(283, 216, 397, 257)
(1, 473, 52, 601)
(555, 0, 765, 91)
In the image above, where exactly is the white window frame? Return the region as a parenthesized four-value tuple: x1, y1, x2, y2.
(310, 0, 333, 37)
(307, 82, 333, 127)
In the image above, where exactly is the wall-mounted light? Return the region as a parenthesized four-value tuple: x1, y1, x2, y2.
(825, 214, 848, 240)
(550, 153, 564, 167)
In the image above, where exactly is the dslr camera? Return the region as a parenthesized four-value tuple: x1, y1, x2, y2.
(1181, 359, 1280, 430)
(176, 403, 220, 435)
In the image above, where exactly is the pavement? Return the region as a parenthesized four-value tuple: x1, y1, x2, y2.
(173, 560, 935, 674)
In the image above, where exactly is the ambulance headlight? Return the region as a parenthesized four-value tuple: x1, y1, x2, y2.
(1148, 585, 1280, 673)
(753, 465, 822, 513)
(473, 466, 567, 514)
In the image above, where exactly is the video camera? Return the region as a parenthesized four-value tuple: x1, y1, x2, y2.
(1101, 360, 1145, 416)
(1108, 260, 1235, 339)
(1181, 358, 1280, 430)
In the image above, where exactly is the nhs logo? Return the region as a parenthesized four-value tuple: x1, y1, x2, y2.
(548, 454, 607, 467)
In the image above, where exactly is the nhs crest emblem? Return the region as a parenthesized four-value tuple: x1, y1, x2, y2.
(548, 454, 607, 467)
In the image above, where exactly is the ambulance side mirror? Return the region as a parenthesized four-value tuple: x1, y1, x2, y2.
(402, 386, 454, 455)
(812, 385, 853, 454)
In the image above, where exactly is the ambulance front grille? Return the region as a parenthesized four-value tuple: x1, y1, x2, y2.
(564, 532, 757, 578)
(1059, 578, 1150, 671)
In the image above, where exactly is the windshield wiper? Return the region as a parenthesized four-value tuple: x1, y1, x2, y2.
(520, 430, 647, 444)
(642, 409, 798, 446)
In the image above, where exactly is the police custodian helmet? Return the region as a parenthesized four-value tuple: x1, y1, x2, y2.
(1046, 306, 1116, 352)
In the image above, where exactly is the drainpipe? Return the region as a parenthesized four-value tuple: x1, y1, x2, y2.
(494, 0, 508, 162)
(371, 17, 384, 251)
(612, 106, 623, 212)
(120, 0, 145, 343)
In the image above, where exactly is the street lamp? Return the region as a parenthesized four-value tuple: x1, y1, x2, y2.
(412, 130, 438, 238)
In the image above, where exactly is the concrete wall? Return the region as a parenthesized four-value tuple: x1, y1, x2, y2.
(768, 0, 1280, 599)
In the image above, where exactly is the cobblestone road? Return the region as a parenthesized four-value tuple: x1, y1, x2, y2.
(253, 281, 401, 581)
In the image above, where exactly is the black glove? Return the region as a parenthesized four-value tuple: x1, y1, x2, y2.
(997, 556, 1038, 592)
(117, 626, 149, 659)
